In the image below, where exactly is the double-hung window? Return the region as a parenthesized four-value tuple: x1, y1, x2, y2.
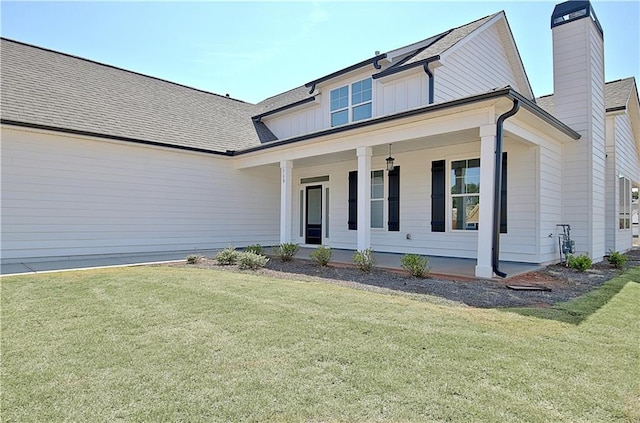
(330, 78, 372, 127)
(619, 176, 631, 229)
(450, 158, 480, 230)
(371, 170, 384, 229)
(348, 167, 400, 231)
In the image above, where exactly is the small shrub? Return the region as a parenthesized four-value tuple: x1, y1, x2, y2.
(245, 244, 264, 255)
(606, 250, 627, 268)
(567, 254, 592, 272)
(185, 254, 202, 264)
(401, 254, 430, 278)
(310, 246, 332, 266)
(273, 243, 299, 262)
(353, 248, 376, 272)
(237, 252, 269, 270)
(215, 246, 239, 265)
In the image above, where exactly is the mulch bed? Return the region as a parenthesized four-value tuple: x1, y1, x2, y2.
(173, 250, 634, 308)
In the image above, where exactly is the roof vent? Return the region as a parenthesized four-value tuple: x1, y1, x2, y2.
(375, 50, 380, 56)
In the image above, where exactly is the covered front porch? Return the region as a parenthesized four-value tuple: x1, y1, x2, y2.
(236, 93, 579, 278)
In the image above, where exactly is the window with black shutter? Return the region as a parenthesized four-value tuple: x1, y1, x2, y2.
(388, 166, 400, 231)
(431, 155, 507, 233)
(500, 153, 507, 233)
(431, 160, 446, 232)
(348, 171, 357, 230)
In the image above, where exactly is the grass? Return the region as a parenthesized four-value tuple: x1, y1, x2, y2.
(2, 266, 639, 422)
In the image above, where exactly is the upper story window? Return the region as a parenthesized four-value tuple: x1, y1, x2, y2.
(330, 78, 372, 127)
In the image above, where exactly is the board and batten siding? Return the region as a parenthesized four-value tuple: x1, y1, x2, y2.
(264, 22, 522, 142)
(435, 24, 520, 103)
(290, 138, 540, 262)
(1, 127, 280, 262)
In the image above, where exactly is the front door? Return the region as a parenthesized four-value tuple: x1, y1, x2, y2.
(305, 185, 322, 245)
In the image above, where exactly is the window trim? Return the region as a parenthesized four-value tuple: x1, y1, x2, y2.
(371, 169, 385, 229)
(619, 176, 631, 230)
(330, 77, 373, 127)
(449, 157, 481, 232)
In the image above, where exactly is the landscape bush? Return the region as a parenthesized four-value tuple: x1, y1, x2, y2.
(185, 254, 202, 264)
(215, 246, 239, 265)
(237, 252, 269, 270)
(273, 243, 299, 262)
(401, 254, 430, 278)
(606, 250, 627, 268)
(353, 248, 376, 272)
(567, 254, 592, 272)
(310, 246, 332, 266)
(244, 244, 264, 255)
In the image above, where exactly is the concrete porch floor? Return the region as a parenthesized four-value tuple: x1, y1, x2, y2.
(1, 247, 542, 280)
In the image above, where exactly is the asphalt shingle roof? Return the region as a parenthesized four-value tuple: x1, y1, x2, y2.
(536, 77, 637, 114)
(402, 13, 499, 66)
(0, 38, 268, 153)
(256, 13, 501, 115)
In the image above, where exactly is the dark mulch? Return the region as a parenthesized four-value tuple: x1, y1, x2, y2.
(176, 250, 634, 308)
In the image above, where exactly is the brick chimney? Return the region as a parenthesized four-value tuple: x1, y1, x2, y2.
(552, 1, 606, 261)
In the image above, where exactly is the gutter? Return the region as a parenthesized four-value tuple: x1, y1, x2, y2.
(371, 55, 440, 105)
(231, 88, 580, 156)
(492, 99, 520, 278)
(252, 96, 316, 122)
(305, 53, 387, 95)
(0, 119, 234, 157)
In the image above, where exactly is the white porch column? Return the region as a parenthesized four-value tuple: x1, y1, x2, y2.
(475, 125, 496, 278)
(280, 160, 293, 244)
(356, 147, 372, 251)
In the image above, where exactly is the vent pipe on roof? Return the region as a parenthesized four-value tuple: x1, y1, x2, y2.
(492, 99, 520, 278)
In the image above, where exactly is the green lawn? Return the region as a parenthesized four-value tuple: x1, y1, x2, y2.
(2, 266, 639, 422)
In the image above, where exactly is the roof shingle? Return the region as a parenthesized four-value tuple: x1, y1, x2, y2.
(0, 38, 267, 153)
(536, 77, 637, 114)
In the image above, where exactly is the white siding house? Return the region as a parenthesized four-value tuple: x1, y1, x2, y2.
(2, 1, 639, 278)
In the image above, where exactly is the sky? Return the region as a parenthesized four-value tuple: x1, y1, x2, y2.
(1, 1, 638, 104)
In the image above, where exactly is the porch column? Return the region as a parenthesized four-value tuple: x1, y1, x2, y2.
(475, 125, 496, 278)
(356, 147, 372, 251)
(280, 160, 293, 244)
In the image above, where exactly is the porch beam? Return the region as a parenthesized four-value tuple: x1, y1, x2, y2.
(357, 147, 372, 251)
(476, 125, 496, 278)
(234, 108, 493, 169)
(280, 160, 293, 244)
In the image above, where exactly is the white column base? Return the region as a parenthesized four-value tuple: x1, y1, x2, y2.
(475, 265, 494, 279)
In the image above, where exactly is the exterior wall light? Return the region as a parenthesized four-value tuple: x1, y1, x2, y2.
(386, 144, 395, 172)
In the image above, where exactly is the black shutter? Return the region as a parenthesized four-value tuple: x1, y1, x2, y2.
(348, 171, 357, 230)
(500, 153, 508, 233)
(431, 160, 446, 232)
(388, 166, 400, 231)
